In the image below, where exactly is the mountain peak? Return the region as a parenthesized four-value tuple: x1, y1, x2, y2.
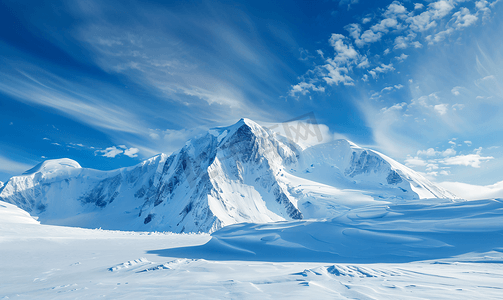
(207, 118, 265, 145)
(22, 158, 82, 175)
(227, 118, 261, 133)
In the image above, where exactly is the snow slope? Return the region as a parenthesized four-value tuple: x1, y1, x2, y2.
(2, 199, 503, 299)
(1, 119, 456, 233)
(160, 198, 503, 263)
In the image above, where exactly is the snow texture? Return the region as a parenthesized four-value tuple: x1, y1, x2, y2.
(2, 197, 503, 299)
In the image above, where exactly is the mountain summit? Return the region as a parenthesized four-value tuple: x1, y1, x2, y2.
(0, 119, 456, 232)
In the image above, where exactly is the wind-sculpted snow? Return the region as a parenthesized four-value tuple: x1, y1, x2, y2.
(1, 118, 457, 233)
(2, 199, 503, 299)
(153, 198, 503, 263)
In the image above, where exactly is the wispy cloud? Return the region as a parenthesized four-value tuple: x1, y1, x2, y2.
(67, 0, 287, 124)
(0, 59, 146, 135)
(0, 155, 33, 174)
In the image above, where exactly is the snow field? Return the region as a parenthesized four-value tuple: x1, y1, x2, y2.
(2, 200, 503, 299)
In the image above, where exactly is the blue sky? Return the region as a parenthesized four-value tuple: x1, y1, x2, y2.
(1, 0, 502, 191)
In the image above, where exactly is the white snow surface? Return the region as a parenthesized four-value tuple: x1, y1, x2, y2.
(2, 197, 503, 299)
(22, 158, 82, 175)
(0, 118, 457, 233)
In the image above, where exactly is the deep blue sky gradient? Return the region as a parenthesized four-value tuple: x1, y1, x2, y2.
(1, 0, 502, 187)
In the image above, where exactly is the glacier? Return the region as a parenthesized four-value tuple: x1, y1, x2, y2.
(0, 118, 456, 233)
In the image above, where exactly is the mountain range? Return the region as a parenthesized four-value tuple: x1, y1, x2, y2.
(0, 118, 457, 233)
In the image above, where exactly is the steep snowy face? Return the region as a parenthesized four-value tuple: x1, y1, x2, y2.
(134, 119, 303, 233)
(297, 139, 456, 200)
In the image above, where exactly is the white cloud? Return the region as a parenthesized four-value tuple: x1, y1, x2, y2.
(356, 29, 383, 47)
(362, 17, 372, 24)
(322, 61, 354, 86)
(430, 0, 455, 19)
(380, 102, 407, 113)
(289, 82, 325, 97)
(451, 86, 463, 96)
(416, 147, 456, 157)
(404, 143, 494, 182)
(289, 0, 497, 98)
(329, 34, 359, 63)
(407, 11, 437, 32)
(427, 27, 455, 44)
(345, 23, 361, 40)
(371, 18, 400, 33)
(441, 154, 494, 168)
(438, 180, 503, 200)
(378, 84, 404, 97)
(94, 146, 140, 158)
(95, 146, 123, 158)
(453, 7, 478, 28)
(356, 56, 369, 68)
(395, 53, 409, 62)
(434, 103, 448, 115)
(149, 132, 160, 140)
(442, 148, 457, 156)
(394, 36, 408, 49)
(384, 1, 408, 18)
(124, 148, 140, 158)
(410, 93, 457, 116)
(411, 41, 423, 48)
(475, 0, 495, 22)
(368, 63, 395, 79)
(394, 32, 419, 49)
(426, 163, 439, 171)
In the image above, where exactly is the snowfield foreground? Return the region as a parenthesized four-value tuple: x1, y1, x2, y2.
(2, 199, 503, 299)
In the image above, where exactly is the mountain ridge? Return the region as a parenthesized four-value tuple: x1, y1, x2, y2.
(0, 118, 457, 233)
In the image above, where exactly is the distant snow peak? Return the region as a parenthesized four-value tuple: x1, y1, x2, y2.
(22, 158, 82, 175)
(0, 118, 457, 233)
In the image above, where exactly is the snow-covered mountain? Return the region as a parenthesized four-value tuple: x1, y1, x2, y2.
(0, 119, 457, 232)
